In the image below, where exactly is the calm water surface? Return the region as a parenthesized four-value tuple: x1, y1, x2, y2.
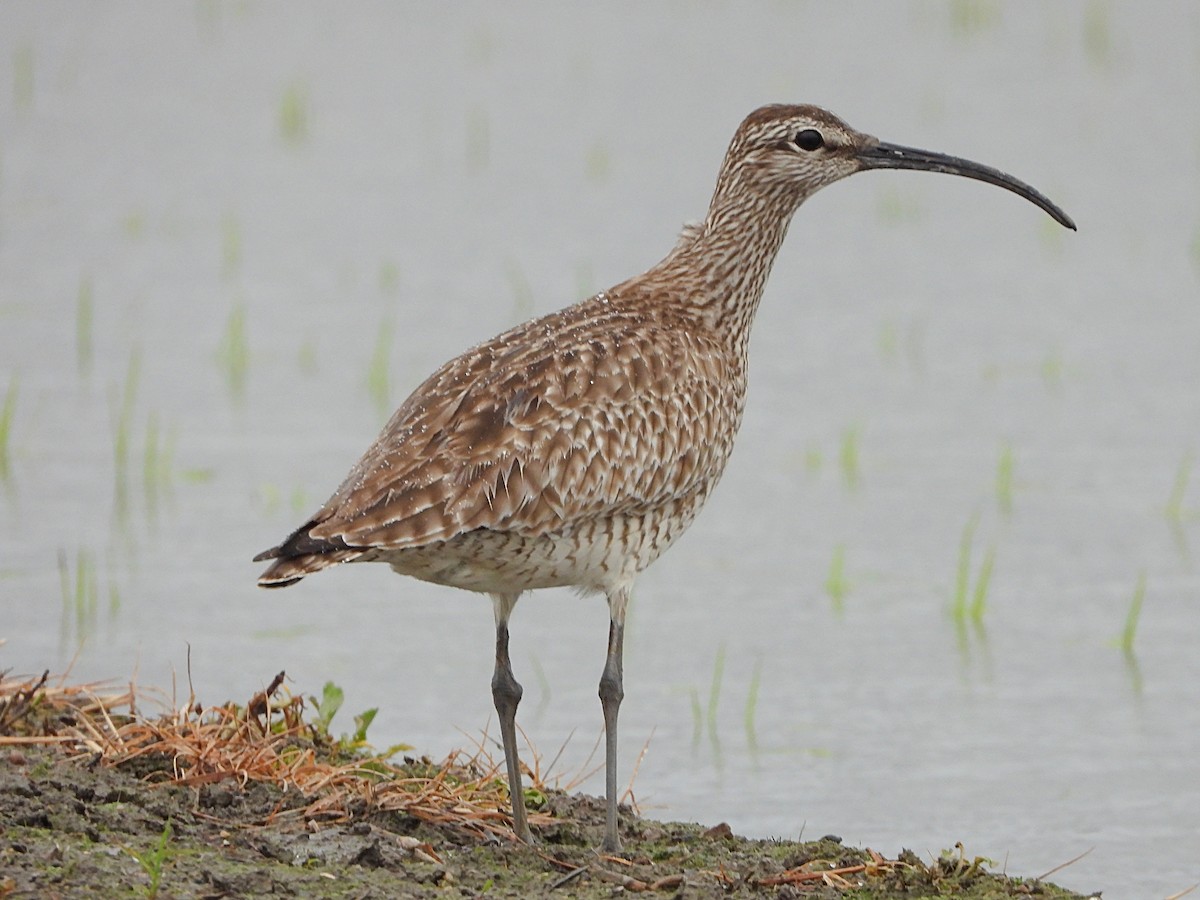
(2, 5, 1198, 898)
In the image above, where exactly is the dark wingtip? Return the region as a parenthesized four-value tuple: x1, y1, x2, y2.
(254, 521, 356, 588)
(259, 575, 303, 589)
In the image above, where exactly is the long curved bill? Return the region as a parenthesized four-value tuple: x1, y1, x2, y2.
(858, 140, 1076, 231)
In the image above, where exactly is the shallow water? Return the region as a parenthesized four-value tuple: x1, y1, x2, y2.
(2, 4, 1198, 898)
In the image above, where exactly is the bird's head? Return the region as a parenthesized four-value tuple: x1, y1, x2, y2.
(712, 104, 1075, 230)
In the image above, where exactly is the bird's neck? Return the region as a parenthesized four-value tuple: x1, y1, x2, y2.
(637, 184, 801, 358)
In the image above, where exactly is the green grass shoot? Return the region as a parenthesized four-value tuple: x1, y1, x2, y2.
(527, 652, 551, 718)
(0, 377, 17, 479)
(13, 44, 34, 110)
(1039, 214, 1067, 254)
(1164, 450, 1192, 523)
(878, 320, 899, 361)
(221, 212, 241, 278)
(143, 412, 162, 511)
(995, 443, 1015, 514)
(297, 338, 318, 375)
(216, 301, 249, 396)
(58, 548, 99, 644)
(1041, 348, 1063, 388)
(466, 106, 490, 171)
(948, 0, 1000, 36)
(585, 140, 611, 184)
(743, 657, 762, 751)
(706, 643, 726, 736)
(969, 545, 996, 622)
(142, 412, 175, 509)
(839, 425, 861, 489)
(804, 444, 823, 473)
(1117, 571, 1146, 657)
(379, 260, 400, 296)
(825, 543, 849, 614)
(1083, 1, 1113, 69)
(126, 818, 173, 900)
(952, 513, 995, 624)
(279, 82, 309, 145)
(109, 581, 122, 618)
(76, 278, 93, 373)
(122, 210, 145, 239)
(367, 317, 392, 415)
(505, 260, 534, 322)
(876, 184, 922, 224)
(574, 261, 594, 299)
(688, 686, 703, 749)
(111, 350, 141, 510)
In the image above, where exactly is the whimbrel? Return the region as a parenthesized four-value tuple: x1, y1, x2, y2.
(255, 104, 1074, 852)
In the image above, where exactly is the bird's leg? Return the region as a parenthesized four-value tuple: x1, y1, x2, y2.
(490, 592, 532, 845)
(598, 586, 630, 854)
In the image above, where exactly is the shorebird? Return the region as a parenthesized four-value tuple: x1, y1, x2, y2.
(255, 104, 1074, 853)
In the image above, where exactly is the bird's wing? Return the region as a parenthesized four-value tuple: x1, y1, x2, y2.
(301, 298, 734, 552)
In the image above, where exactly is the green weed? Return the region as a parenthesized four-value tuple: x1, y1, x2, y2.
(951, 514, 995, 624)
(311, 681, 344, 734)
(877, 184, 922, 224)
(308, 681, 389, 753)
(76, 278, 94, 373)
(804, 444, 822, 473)
(948, 0, 1000, 35)
(743, 657, 762, 751)
(126, 818, 173, 899)
(685, 687, 702, 750)
(1041, 348, 1063, 389)
(585, 140, 611, 183)
(706, 644, 726, 737)
(0, 377, 17, 479)
(58, 548, 99, 645)
(528, 652, 551, 719)
(379, 260, 400, 296)
(111, 351, 141, 511)
(825, 543, 849, 614)
(505, 260, 534, 322)
(216, 301, 249, 397)
(1039, 214, 1067, 254)
(367, 317, 392, 415)
(142, 412, 175, 509)
(279, 82, 309, 145)
(297, 338, 318, 375)
(995, 443, 1015, 514)
(878, 320, 899, 361)
(574, 261, 594, 299)
(1164, 450, 1193, 523)
(1117, 571, 1146, 657)
(466, 106, 489, 171)
(839, 425, 861, 489)
(13, 44, 34, 110)
(123, 210, 145, 239)
(1083, 1, 1113, 69)
(221, 212, 241, 278)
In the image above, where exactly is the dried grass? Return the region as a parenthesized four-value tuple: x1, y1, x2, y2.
(0, 668, 546, 841)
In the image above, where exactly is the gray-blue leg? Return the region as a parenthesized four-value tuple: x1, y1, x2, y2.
(598, 587, 630, 853)
(491, 593, 532, 844)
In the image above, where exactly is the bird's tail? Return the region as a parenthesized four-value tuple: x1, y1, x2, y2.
(253, 522, 363, 587)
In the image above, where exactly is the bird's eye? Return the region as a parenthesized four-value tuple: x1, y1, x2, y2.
(794, 129, 824, 151)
